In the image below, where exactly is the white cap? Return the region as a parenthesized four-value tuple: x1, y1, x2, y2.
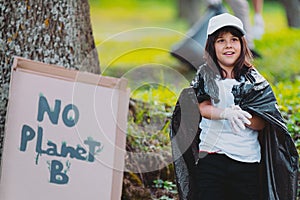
(207, 13, 246, 36)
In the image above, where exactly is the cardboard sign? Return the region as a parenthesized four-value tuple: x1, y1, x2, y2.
(0, 57, 130, 200)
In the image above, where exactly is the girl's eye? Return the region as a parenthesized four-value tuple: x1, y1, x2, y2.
(216, 39, 225, 43)
(232, 37, 239, 42)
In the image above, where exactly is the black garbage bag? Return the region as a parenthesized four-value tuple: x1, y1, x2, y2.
(232, 69, 299, 200)
(169, 88, 200, 199)
(170, 4, 226, 70)
(169, 68, 299, 200)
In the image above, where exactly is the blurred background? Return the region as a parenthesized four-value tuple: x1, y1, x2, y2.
(89, 0, 300, 82)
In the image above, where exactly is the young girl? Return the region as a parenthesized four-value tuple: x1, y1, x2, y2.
(170, 13, 298, 200)
(192, 13, 265, 200)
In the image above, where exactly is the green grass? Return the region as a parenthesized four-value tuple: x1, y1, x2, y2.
(90, 0, 300, 82)
(252, 2, 300, 82)
(89, 0, 189, 78)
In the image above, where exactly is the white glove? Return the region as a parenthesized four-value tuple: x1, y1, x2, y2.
(206, 0, 222, 6)
(220, 105, 252, 133)
(253, 14, 265, 39)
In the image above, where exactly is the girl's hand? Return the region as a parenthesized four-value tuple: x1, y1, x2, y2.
(220, 105, 252, 133)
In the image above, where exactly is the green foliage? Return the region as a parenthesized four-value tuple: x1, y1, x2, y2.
(158, 196, 176, 200)
(153, 179, 178, 200)
(126, 84, 183, 154)
(272, 79, 300, 153)
(131, 84, 179, 107)
(254, 28, 300, 83)
(153, 179, 177, 193)
(252, 2, 300, 83)
(127, 93, 173, 153)
(89, 0, 188, 76)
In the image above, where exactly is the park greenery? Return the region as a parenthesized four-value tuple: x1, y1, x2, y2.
(89, 0, 300, 199)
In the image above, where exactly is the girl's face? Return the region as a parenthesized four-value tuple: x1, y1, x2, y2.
(214, 32, 241, 71)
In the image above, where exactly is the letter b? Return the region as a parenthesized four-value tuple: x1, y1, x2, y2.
(50, 160, 69, 185)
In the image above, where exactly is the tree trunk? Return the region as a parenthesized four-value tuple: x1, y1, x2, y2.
(279, 0, 300, 28)
(177, 0, 201, 26)
(0, 0, 100, 160)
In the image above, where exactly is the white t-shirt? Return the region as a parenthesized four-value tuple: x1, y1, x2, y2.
(199, 78, 261, 163)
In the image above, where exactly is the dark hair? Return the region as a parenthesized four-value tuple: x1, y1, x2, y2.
(204, 26, 253, 80)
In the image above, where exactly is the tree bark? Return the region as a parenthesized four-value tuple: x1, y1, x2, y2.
(0, 0, 100, 160)
(279, 0, 300, 28)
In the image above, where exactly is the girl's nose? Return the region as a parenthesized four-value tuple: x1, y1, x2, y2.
(225, 40, 232, 48)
